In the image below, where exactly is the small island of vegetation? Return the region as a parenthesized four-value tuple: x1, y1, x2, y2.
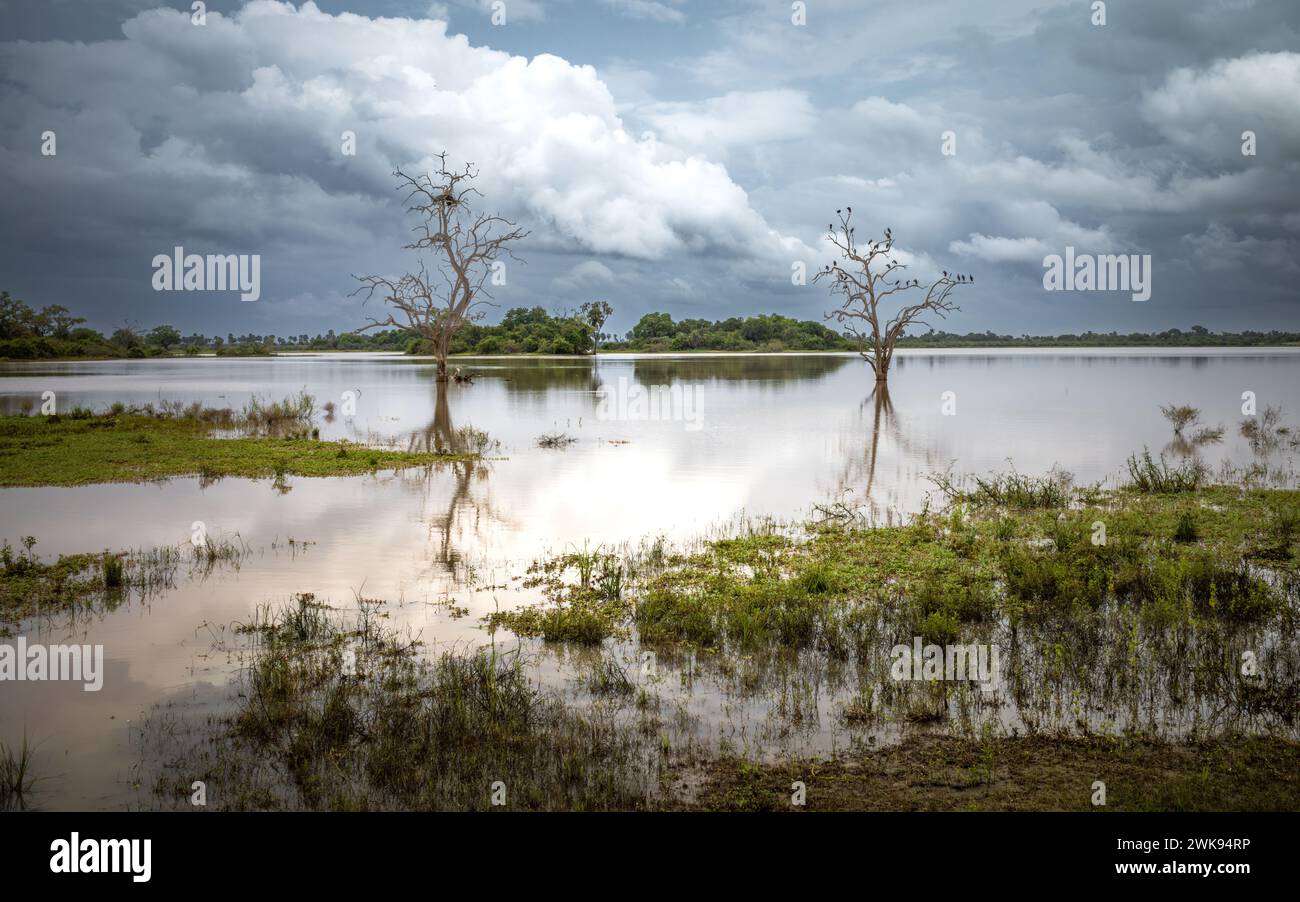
(0, 392, 473, 487)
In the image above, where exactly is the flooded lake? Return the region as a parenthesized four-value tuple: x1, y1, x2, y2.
(2, 349, 1298, 809)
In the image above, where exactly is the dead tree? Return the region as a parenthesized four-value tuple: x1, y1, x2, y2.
(353, 155, 528, 382)
(815, 209, 967, 384)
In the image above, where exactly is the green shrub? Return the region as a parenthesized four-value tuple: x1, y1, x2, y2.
(1126, 449, 1205, 493)
(1173, 512, 1199, 543)
(102, 553, 124, 588)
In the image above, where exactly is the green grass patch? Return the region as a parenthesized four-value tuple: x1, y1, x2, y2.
(1126, 448, 1207, 493)
(0, 537, 105, 624)
(494, 479, 1299, 655)
(486, 545, 628, 643)
(0, 411, 470, 486)
(0, 534, 255, 624)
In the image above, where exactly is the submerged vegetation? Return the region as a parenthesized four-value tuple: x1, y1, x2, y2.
(1125, 449, 1208, 493)
(1241, 404, 1300, 454)
(127, 450, 1300, 811)
(0, 536, 103, 623)
(485, 460, 1300, 749)
(0, 734, 38, 812)
(0, 532, 257, 625)
(536, 432, 578, 449)
(499, 478, 1298, 655)
(158, 459, 1300, 810)
(158, 595, 663, 810)
(486, 545, 627, 643)
(238, 391, 318, 438)
(0, 394, 474, 486)
(1, 373, 1291, 811)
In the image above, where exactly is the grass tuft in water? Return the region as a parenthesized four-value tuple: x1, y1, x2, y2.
(932, 466, 1073, 509)
(0, 735, 38, 811)
(536, 432, 578, 449)
(1126, 449, 1206, 493)
(487, 545, 629, 643)
(1173, 511, 1199, 543)
(101, 553, 124, 588)
(170, 597, 662, 810)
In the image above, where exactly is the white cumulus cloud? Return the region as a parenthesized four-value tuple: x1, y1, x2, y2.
(0, 0, 810, 264)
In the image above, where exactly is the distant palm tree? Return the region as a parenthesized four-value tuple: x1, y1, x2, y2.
(580, 300, 613, 355)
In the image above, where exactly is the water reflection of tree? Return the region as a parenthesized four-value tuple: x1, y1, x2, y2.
(840, 386, 898, 520)
(455, 356, 599, 394)
(860, 386, 893, 504)
(405, 383, 511, 577)
(630, 353, 850, 387)
(835, 384, 935, 521)
(447, 355, 853, 419)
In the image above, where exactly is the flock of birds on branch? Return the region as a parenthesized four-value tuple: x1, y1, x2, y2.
(824, 210, 976, 289)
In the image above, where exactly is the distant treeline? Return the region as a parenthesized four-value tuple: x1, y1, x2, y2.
(0, 290, 408, 359)
(604, 316, 1300, 352)
(894, 326, 1300, 348)
(3, 291, 1298, 360)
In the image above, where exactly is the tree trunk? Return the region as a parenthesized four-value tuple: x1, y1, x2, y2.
(434, 329, 451, 382)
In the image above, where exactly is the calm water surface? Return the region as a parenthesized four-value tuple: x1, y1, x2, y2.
(1, 349, 1297, 808)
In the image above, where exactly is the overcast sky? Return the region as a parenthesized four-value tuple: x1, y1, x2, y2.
(1, 0, 1297, 338)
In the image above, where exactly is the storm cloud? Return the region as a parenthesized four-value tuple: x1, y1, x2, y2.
(0, 0, 1296, 337)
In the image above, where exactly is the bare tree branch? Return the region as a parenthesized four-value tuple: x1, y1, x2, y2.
(813, 208, 968, 382)
(352, 153, 529, 382)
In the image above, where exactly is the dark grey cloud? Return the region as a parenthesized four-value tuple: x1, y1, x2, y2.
(0, 0, 1297, 339)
